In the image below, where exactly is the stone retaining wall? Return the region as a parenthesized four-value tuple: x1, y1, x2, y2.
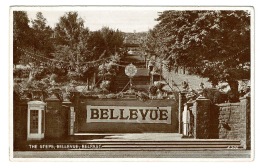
(191, 96, 251, 149)
(217, 97, 250, 149)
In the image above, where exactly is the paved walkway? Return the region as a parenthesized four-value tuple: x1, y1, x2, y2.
(75, 133, 183, 141)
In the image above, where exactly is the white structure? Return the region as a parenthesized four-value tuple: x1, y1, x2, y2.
(182, 105, 190, 136)
(27, 101, 46, 140)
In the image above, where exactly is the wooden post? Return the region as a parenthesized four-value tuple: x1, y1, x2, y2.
(160, 60, 163, 81)
(87, 78, 89, 90)
(93, 73, 96, 87)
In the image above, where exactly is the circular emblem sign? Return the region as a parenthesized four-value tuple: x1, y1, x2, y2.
(125, 63, 137, 77)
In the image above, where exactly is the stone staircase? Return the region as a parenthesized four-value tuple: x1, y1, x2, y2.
(114, 73, 130, 92)
(70, 133, 242, 151)
(20, 133, 243, 151)
(23, 139, 242, 151)
(114, 67, 151, 93)
(74, 139, 243, 151)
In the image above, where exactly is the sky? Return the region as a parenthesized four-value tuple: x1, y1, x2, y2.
(26, 8, 160, 32)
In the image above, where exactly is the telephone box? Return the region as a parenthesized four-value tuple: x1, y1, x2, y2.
(27, 101, 46, 140)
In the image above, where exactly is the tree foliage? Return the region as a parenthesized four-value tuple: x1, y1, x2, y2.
(13, 11, 125, 85)
(144, 10, 250, 85)
(50, 12, 91, 81)
(53, 12, 91, 62)
(139, 29, 158, 56)
(13, 11, 32, 65)
(31, 12, 54, 58)
(87, 27, 125, 60)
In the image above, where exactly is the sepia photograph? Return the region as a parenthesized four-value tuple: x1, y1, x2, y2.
(10, 6, 253, 160)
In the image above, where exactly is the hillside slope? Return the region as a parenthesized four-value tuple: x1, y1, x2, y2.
(162, 71, 212, 92)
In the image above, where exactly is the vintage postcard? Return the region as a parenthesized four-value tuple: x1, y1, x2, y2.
(10, 6, 254, 161)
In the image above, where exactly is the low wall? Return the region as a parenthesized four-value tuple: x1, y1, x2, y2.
(218, 103, 241, 139)
(217, 97, 250, 149)
(188, 96, 250, 149)
(75, 99, 178, 133)
(13, 98, 28, 150)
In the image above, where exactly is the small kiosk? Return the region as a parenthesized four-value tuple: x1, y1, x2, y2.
(27, 101, 46, 140)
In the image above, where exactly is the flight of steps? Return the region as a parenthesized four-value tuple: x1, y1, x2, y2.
(74, 140, 243, 151)
(114, 67, 151, 93)
(24, 139, 243, 151)
(21, 132, 243, 151)
(114, 73, 130, 92)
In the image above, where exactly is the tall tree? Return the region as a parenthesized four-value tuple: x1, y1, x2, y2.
(100, 27, 124, 56)
(87, 27, 125, 59)
(87, 30, 107, 60)
(54, 12, 88, 45)
(31, 12, 54, 58)
(148, 10, 250, 101)
(54, 12, 90, 63)
(139, 29, 157, 56)
(52, 12, 91, 81)
(13, 11, 32, 65)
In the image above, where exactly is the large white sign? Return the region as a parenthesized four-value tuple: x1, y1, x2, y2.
(86, 106, 171, 124)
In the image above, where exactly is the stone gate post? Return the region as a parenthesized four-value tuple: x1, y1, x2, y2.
(72, 91, 80, 133)
(239, 96, 251, 149)
(45, 94, 68, 139)
(62, 99, 74, 136)
(192, 96, 211, 139)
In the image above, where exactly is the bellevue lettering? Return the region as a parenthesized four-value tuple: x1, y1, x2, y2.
(87, 106, 171, 124)
(90, 108, 169, 121)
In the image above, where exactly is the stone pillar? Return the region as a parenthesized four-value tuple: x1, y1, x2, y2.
(193, 96, 211, 139)
(72, 92, 80, 133)
(239, 96, 251, 149)
(178, 91, 187, 133)
(61, 90, 76, 136)
(62, 99, 74, 136)
(45, 94, 68, 139)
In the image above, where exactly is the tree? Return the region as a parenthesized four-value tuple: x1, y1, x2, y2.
(87, 30, 107, 60)
(87, 27, 125, 59)
(54, 12, 90, 60)
(139, 29, 157, 56)
(52, 12, 91, 81)
(86, 27, 124, 91)
(13, 11, 32, 66)
(147, 10, 250, 101)
(31, 12, 54, 58)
